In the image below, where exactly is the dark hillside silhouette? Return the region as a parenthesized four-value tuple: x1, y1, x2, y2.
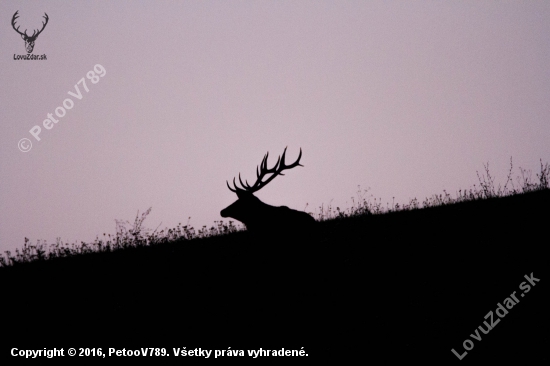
(1, 187, 548, 362)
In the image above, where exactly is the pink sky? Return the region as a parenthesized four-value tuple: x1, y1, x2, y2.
(1, 1, 549, 254)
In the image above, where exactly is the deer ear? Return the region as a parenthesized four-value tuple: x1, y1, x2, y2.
(21, 34, 26, 40)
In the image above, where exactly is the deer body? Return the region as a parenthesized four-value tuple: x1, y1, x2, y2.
(220, 147, 316, 235)
(221, 192, 315, 233)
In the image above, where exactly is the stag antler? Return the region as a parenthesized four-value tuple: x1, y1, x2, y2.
(11, 11, 26, 37)
(227, 147, 303, 194)
(32, 13, 49, 39)
(11, 11, 49, 39)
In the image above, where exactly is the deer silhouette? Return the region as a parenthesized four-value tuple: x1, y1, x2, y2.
(221, 147, 316, 234)
(12, 11, 49, 54)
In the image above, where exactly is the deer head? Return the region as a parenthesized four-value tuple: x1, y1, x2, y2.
(12, 11, 49, 54)
(221, 147, 306, 231)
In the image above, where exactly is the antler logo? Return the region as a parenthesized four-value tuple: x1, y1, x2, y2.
(12, 11, 49, 54)
(221, 147, 316, 234)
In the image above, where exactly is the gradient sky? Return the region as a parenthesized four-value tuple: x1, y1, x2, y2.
(1, 1, 549, 254)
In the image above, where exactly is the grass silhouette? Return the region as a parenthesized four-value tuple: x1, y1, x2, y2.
(2, 157, 547, 266)
(1, 158, 548, 362)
